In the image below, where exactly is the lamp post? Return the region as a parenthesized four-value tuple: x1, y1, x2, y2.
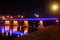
(52, 4, 59, 11)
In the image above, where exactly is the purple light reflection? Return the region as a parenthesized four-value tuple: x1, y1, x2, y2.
(0, 26, 28, 36)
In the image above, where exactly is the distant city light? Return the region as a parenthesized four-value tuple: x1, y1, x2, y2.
(36, 15, 39, 17)
(6, 15, 9, 18)
(21, 15, 24, 18)
(18, 15, 20, 17)
(34, 13, 39, 17)
(1, 16, 5, 19)
(34, 13, 37, 16)
(10, 16, 13, 18)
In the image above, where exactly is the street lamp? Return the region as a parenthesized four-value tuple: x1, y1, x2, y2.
(52, 4, 59, 11)
(21, 15, 24, 18)
(48, 2, 59, 15)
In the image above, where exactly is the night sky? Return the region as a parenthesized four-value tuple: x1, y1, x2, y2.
(0, 0, 59, 17)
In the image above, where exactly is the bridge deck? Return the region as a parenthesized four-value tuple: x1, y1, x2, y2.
(2, 18, 58, 20)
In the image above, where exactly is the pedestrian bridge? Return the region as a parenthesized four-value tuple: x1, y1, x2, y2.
(0, 18, 59, 37)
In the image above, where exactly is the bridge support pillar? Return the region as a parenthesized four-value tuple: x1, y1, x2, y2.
(24, 20, 29, 34)
(38, 20, 44, 29)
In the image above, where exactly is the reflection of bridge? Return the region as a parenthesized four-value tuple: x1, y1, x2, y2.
(0, 18, 59, 37)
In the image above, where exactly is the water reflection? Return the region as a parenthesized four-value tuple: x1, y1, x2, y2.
(6, 32, 8, 36)
(10, 29, 12, 36)
(0, 25, 28, 36)
(5, 25, 10, 31)
(5, 25, 10, 36)
(13, 25, 18, 32)
(1, 28, 4, 36)
(20, 25, 22, 31)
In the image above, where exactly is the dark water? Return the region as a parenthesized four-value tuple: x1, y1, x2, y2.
(0, 20, 59, 40)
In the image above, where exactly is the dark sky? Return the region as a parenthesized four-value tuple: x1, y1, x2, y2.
(0, 0, 59, 17)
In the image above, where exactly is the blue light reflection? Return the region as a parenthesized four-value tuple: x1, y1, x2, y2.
(0, 26, 28, 36)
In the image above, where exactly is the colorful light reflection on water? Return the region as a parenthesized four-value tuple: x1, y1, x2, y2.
(0, 25, 28, 36)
